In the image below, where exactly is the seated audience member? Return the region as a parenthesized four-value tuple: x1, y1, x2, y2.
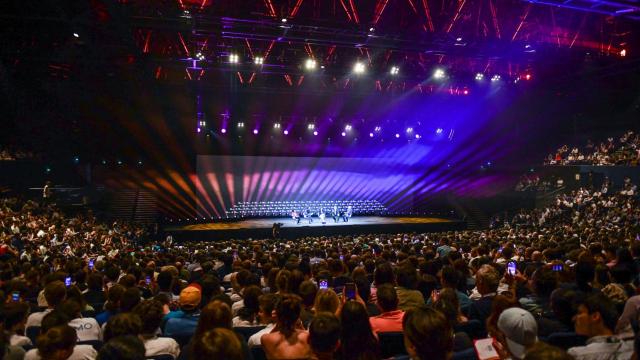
(339, 301, 381, 360)
(26, 281, 67, 329)
(568, 293, 634, 360)
(486, 295, 521, 340)
(3, 302, 32, 347)
(495, 307, 539, 360)
(402, 306, 454, 360)
(299, 281, 318, 326)
(25, 310, 98, 360)
(96, 335, 146, 360)
(95, 285, 126, 325)
(369, 284, 404, 334)
(432, 288, 472, 351)
(524, 343, 574, 360)
(467, 264, 500, 329)
(59, 300, 101, 342)
(248, 294, 279, 347)
(103, 313, 143, 342)
(163, 285, 202, 337)
(191, 328, 244, 360)
(519, 267, 557, 317)
(233, 285, 262, 327)
(0, 328, 26, 360)
(29, 325, 77, 360)
(308, 313, 341, 360)
(431, 265, 471, 311)
(133, 300, 180, 359)
(395, 264, 425, 311)
(261, 294, 311, 360)
(84, 274, 106, 306)
(314, 289, 341, 315)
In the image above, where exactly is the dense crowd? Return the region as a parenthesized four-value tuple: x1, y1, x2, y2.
(545, 130, 640, 166)
(1, 180, 640, 360)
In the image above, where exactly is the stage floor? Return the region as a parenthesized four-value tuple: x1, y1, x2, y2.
(166, 216, 465, 241)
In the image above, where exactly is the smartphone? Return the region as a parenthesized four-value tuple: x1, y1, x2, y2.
(339, 255, 344, 261)
(88, 259, 94, 270)
(11, 291, 20, 302)
(233, 250, 238, 259)
(319, 279, 328, 290)
(64, 276, 72, 287)
(345, 282, 356, 300)
(552, 264, 564, 272)
(432, 289, 441, 301)
(145, 276, 151, 285)
(507, 262, 517, 276)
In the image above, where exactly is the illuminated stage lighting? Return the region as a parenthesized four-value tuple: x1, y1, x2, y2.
(341, 132, 346, 137)
(415, 134, 421, 139)
(344, 124, 352, 131)
(253, 129, 259, 134)
(436, 128, 443, 134)
(374, 126, 382, 132)
(406, 127, 413, 133)
(307, 124, 315, 130)
(353, 62, 366, 74)
(229, 54, 239, 64)
(313, 131, 318, 136)
(475, 73, 484, 81)
(73, 32, 79, 38)
(524, 74, 532, 80)
(395, 133, 400, 138)
(456, 37, 463, 42)
(199, 120, 206, 127)
(433, 68, 446, 79)
(221, 128, 227, 134)
(237, 122, 245, 128)
(463, 89, 469, 95)
(196, 127, 201, 133)
(254, 57, 264, 65)
(369, 132, 374, 137)
(273, 123, 281, 129)
(283, 130, 289, 135)
(281, 18, 287, 23)
(305, 59, 317, 70)
(195, 52, 205, 61)
(491, 74, 501, 82)
(369, 27, 375, 32)
(620, 49, 627, 57)
(390, 66, 399, 75)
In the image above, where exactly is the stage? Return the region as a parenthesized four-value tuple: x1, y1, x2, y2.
(165, 216, 466, 241)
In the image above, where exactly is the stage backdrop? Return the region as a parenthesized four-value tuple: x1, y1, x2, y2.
(195, 153, 507, 218)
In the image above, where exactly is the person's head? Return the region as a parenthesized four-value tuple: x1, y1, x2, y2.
(192, 328, 244, 360)
(238, 285, 262, 320)
(44, 280, 67, 308)
(103, 313, 143, 342)
(36, 325, 77, 360)
(179, 285, 202, 312)
(195, 300, 233, 338)
(374, 262, 395, 286)
(376, 284, 399, 313)
(132, 300, 164, 335)
(531, 267, 558, 298)
(87, 273, 104, 292)
(258, 293, 278, 325)
(523, 343, 573, 360)
(299, 280, 318, 309)
(41, 311, 71, 333)
(104, 284, 125, 312)
(403, 306, 453, 360)
(440, 266, 459, 289)
(432, 288, 460, 325)
(497, 308, 538, 360)
(156, 270, 174, 292)
(396, 264, 418, 289)
(3, 301, 30, 332)
(476, 265, 500, 295)
(486, 295, 520, 338)
(96, 335, 146, 360)
(574, 293, 618, 337)
(309, 312, 341, 356)
(314, 289, 340, 314)
(275, 269, 292, 293)
(120, 287, 141, 312)
(58, 299, 83, 320)
(275, 294, 303, 338)
(550, 288, 577, 327)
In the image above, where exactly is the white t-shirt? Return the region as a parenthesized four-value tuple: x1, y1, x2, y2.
(26, 309, 53, 329)
(25, 344, 97, 360)
(248, 323, 276, 347)
(142, 336, 180, 359)
(10, 334, 32, 347)
(231, 299, 244, 316)
(69, 317, 102, 341)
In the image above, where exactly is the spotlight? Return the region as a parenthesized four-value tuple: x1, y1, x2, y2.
(283, 130, 289, 135)
(307, 124, 315, 130)
(463, 89, 469, 95)
(415, 134, 421, 139)
(281, 18, 287, 23)
(369, 132, 374, 137)
(197, 127, 201, 133)
(524, 73, 532, 80)
(406, 127, 413, 133)
(221, 128, 227, 134)
(475, 73, 484, 81)
(73, 156, 80, 164)
(138, 160, 143, 166)
(229, 54, 239, 63)
(390, 66, 400, 75)
(253, 129, 259, 135)
(374, 126, 382, 132)
(395, 133, 400, 138)
(341, 132, 346, 137)
(456, 37, 463, 42)
(254, 56, 264, 65)
(237, 122, 245, 128)
(369, 27, 375, 32)
(436, 128, 443, 134)
(195, 52, 205, 60)
(101, 160, 107, 165)
(199, 120, 206, 127)
(273, 123, 281, 129)
(73, 32, 79, 38)
(344, 124, 352, 131)
(313, 131, 318, 136)
(620, 49, 627, 57)
(491, 74, 501, 82)
(353, 62, 366, 74)
(433, 68, 446, 79)
(305, 58, 317, 70)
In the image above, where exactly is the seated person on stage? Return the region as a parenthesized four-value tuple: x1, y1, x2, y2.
(332, 205, 340, 223)
(291, 210, 300, 223)
(261, 294, 311, 360)
(342, 206, 353, 222)
(303, 208, 313, 224)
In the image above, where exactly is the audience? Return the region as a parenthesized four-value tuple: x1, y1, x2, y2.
(261, 294, 311, 359)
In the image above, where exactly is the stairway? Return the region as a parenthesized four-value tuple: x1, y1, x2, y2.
(108, 189, 157, 223)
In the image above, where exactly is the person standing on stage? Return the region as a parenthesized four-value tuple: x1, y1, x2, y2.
(318, 207, 326, 224)
(343, 206, 352, 222)
(332, 205, 340, 223)
(304, 208, 313, 224)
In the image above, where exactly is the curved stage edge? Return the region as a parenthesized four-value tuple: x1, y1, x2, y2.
(165, 216, 467, 241)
